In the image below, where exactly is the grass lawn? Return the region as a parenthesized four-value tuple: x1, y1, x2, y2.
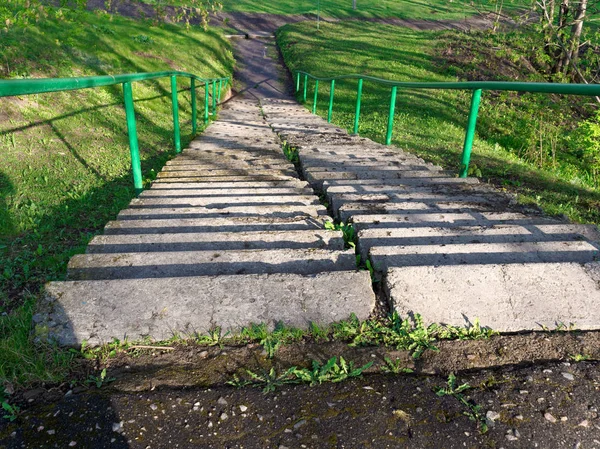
(138, 0, 531, 21)
(277, 21, 600, 224)
(0, 6, 233, 387)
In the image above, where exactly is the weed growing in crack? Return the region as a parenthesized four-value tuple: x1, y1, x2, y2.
(332, 312, 495, 359)
(381, 357, 414, 375)
(239, 322, 304, 358)
(1, 386, 19, 422)
(282, 142, 299, 164)
(324, 220, 357, 249)
(195, 327, 229, 347)
(570, 353, 591, 362)
(434, 373, 488, 434)
(229, 367, 298, 393)
(228, 357, 373, 392)
(85, 368, 115, 389)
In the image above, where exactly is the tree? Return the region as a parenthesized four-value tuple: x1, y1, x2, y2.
(536, 0, 597, 80)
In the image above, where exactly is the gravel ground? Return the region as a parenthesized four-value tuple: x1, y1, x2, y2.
(2, 360, 599, 448)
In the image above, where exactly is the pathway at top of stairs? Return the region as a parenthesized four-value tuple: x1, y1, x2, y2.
(36, 68, 374, 347)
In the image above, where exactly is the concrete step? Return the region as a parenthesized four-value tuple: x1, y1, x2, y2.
(149, 180, 310, 189)
(337, 197, 509, 222)
(153, 175, 297, 183)
(357, 224, 600, 261)
(129, 194, 322, 208)
(384, 262, 600, 332)
(117, 205, 329, 221)
(369, 240, 599, 269)
(86, 229, 345, 253)
(156, 169, 298, 179)
(103, 217, 326, 234)
(349, 212, 561, 231)
(67, 248, 358, 280)
(305, 170, 455, 189)
(300, 159, 435, 171)
(161, 162, 292, 171)
(323, 178, 480, 193)
(39, 271, 376, 346)
(139, 187, 315, 199)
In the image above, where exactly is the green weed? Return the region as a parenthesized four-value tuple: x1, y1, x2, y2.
(435, 373, 488, 434)
(324, 220, 357, 249)
(0, 386, 19, 422)
(229, 357, 373, 392)
(570, 353, 591, 362)
(381, 356, 414, 375)
(85, 368, 115, 389)
(282, 142, 299, 164)
(196, 327, 229, 347)
(293, 356, 373, 386)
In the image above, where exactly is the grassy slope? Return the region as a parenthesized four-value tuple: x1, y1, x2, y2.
(140, 0, 530, 20)
(277, 21, 600, 224)
(0, 7, 233, 386)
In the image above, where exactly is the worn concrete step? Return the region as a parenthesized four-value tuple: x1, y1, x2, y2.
(129, 194, 322, 208)
(86, 229, 345, 253)
(384, 262, 600, 332)
(117, 205, 329, 221)
(121, 203, 327, 219)
(337, 198, 508, 222)
(156, 169, 297, 179)
(323, 179, 480, 193)
(139, 188, 315, 199)
(153, 175, 297, 183)
(357, 224, 600, 260)
(39, 271, 376, 346)
(103, 217, 326, 234)
(149, 180, 310, 189)
(165, 156, 289, 165)
(305, 170, 455, 188)
(162, 162, 292, 171)
(68, 248, 357, 280)
(300, 159, 435, 171)
(368, 240, 599, 269)
(186, 141, 282, 150)
(349, 212, 560, 231)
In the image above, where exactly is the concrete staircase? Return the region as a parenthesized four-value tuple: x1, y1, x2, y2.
(36, 98, 374, 347)
(261, 97, 600, 332)
(36, 36, 600, 345)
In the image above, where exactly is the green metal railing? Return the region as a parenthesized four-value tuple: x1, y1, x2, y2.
(295, 71, 600, 178)
(0, 71, 229, 193)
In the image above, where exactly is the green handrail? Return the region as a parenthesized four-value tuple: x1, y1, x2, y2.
(295, 70, 600, 178)
(0, 71, 230, 194)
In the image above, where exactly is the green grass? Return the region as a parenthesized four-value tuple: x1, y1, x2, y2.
(277, 21, 600, 224)
(0, 6, 233, 387)
(139, 0, 530, 21)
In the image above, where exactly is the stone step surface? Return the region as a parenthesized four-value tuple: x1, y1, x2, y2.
(103, 217, 325, 234)
(36, 92, 376, 346)
(259, 82, 600, 332)
(385, 263, 600, 331)
(39, 271, 375, 346)
(86, 230, 345, 253)
(68, 248, 357, 280)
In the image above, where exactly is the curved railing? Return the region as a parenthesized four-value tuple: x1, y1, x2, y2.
(0, 71, 230, 193)
(295, 71, 600, 177)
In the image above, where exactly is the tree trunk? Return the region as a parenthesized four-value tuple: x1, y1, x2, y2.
(562, 0, 587, 72)
(353, 0, 357, 9)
